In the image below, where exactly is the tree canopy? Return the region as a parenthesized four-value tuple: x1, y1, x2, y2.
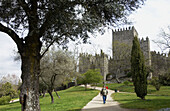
(78, 69, 103, 90)
(0, 0, 145, 50)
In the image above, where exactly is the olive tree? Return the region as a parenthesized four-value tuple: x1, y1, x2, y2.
(0, 0, 145, 110)
(40, 47, 74, 103)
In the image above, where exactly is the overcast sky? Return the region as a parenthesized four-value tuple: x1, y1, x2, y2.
(0, 0, 170, 78)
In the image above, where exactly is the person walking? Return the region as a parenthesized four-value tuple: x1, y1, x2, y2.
(100, 85, 108, 104)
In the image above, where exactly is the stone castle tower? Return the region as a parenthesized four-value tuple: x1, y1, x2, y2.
(112, 26, 152, 78)
(79, 50, 108, 81)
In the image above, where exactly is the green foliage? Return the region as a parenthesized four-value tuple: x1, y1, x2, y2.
(159, 70, 170, 86)
(0, 1, 145, 45)
(1, 82, 12, 96)
(150, 77, 161, 91)
(78, 69, 103, 86)
(0, 96, 11, 105)
(0, 82, 18, 98)
(126, 71, 132, 77)
(131, 36, 147, 100)
(123, 81, 130, 86)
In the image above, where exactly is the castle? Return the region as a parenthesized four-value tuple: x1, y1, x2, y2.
(79, 26, 169, 82)
(111, 26, 152, 78)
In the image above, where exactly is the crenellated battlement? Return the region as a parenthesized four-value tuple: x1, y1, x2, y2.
(113, 26, 135, 32)
(151, 51, 169, 57)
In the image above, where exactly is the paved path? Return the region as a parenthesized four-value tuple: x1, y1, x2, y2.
(9, 99, 19, 103)
(81, 85, 146, 111)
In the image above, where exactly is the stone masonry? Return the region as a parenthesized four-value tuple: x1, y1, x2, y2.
(79, 50, 108, 82)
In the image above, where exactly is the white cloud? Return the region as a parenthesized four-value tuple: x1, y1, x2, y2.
(0, 32, 21, 77)
(129, 0, 170, 52)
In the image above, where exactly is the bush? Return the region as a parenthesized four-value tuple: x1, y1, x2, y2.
(0, 96, 11, 105)
(159, 72, 170, 86)
(123, 81, 130, 86)
(151, 77, 161, 91)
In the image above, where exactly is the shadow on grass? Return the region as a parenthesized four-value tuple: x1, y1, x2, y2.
(67, 88, 96, 93)
(117, 97, 170, 110)
(67, 109, 81, 111)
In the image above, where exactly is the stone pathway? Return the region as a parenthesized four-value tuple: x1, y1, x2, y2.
(9, 99, 19, 103)
(81, 85, 146, 111)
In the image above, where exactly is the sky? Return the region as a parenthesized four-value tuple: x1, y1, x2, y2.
(0, 0, 170, 78)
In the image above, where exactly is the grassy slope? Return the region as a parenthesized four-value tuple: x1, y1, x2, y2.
(0, 86, 99, 111)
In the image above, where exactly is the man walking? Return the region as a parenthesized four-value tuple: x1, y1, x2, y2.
(100, 85, 108, 104)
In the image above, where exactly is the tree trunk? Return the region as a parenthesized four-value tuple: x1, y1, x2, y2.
(55, 91, 60, 99)
(48, 91, 54, 103)
(85, 84, 87, 90)
(42, 90, 46, 97)
(19, 37, 41, 111)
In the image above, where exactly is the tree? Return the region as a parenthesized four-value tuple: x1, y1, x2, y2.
(40, 47, 74, 103)
(0, 82, 16, 98)
(0, 1, 145, 110)
(78, 69, 103, 90)
(131, 36, 147, 100)
(153, 25, 170, 52)
(69, 43, 81, 86)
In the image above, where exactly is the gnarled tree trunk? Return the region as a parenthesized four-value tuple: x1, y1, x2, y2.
(19, 37, 41, 111)
(48, 90, 54, 104)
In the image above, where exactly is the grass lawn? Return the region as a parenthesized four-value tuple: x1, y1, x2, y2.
(0, 86, 99, 111)
(112, 92, 170, 111)
(97, 83, 170, 96)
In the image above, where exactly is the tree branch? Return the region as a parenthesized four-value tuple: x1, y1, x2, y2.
(17, 0, 30, 17)
(40, 33, 66, 58)
(40, 39, 55, 59)
(0, 23, 24, 52)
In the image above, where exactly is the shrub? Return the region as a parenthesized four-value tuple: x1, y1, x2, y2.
(123, 81, 130, 86)
(0, 96, 11, 105)
(151, 77, 161, 91)
(159, 72, 170, 86)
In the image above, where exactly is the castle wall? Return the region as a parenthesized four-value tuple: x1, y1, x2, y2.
(79, 51, 109, 82)
(151, 51, 169, 77)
